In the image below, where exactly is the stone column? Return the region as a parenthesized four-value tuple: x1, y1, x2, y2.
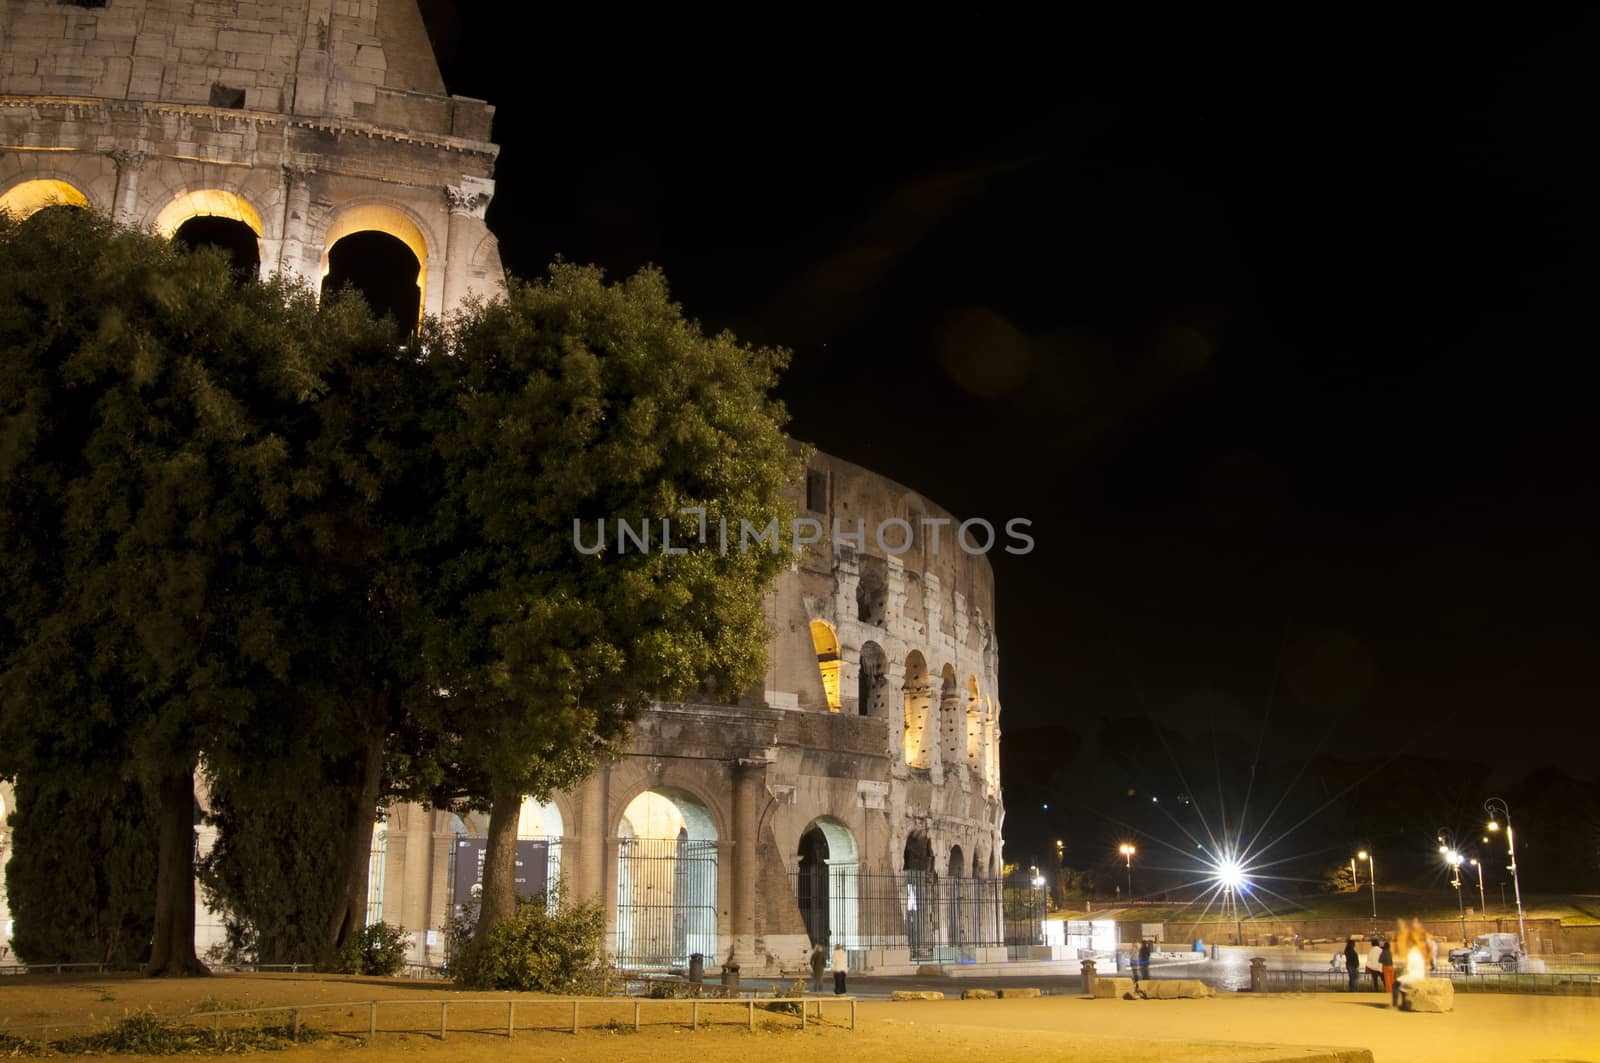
(731, 758, 764, 965)
(275, 164, 314, 283)
(573, 769, 608, 906)
(441, 177, 493, 315)
(108, 149, 145, 226)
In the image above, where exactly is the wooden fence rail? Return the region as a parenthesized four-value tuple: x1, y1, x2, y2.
(1, 995, 860, 1043)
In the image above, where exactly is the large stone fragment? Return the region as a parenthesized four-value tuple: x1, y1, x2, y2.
(891, 991, 945, 1001)
(998, 987, 1041, 998)
(1093, 977, 1136, 998)
(1138, 979, 1214, 999)
(961, 989, 997, 1000)
(1402, 978, 1454, 1013)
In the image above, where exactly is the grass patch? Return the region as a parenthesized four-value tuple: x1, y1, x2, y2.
(0, 1011, 323, 1056)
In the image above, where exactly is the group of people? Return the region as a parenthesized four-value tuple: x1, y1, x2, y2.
(1335, 919, 1439, 1007)
(809, 941, 849, 994)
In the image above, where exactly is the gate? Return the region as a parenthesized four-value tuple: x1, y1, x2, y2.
(615, 835, 718, 969)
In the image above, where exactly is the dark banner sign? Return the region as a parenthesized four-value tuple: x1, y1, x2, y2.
(452, 838, 549, 915)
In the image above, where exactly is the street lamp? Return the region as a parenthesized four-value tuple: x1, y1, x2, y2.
(1468, 857, 1487, 918)
(1485, 798, 1528, 957)
(1350, 856, 1359, 892)
(1356, 850, 1377, 927)
(1438, 831, 1467, 946)
(1119, 843, 1135, 901)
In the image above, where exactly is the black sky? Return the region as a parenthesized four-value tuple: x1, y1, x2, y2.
(418, 14, 1600, 780)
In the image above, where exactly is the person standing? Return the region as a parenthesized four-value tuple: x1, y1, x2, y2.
(1366, 938, 1384, 991)
(810, 943, 827, 992)
(1343, 937, 1361, 992)
(832, 942, 848, 995)
(1380, 938, 1396, 1006)
(1138, 939, 1152, 982)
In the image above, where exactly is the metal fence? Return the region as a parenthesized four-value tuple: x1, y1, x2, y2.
(783, 869, 1045, 960)
(1257, 967, 1600, 996)
(614, 836, 718, 970)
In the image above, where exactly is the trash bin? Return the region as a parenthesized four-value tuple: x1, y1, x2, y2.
(1249, 957, 1266, 992)
(721, 963, 740, 996)
(1080, 959, 1097, 996)
(688, 953, 704, 985)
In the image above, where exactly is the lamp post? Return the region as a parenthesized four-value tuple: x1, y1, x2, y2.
(1356, 850, 1377, 928)
(1484, 798, 1528, 956)
(1438, 832, 1467, 946)
(1119, 843, 1135, 901)
(1469, 857, 1487, 918)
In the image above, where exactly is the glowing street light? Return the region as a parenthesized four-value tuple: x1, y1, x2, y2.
(1356, 850, 1377, 927)
(1119, 843, 1136, 900)
(1485, 798, 1528, 957)
(1438, 830, 1467, 945)
(1468, 857, 1487, 916)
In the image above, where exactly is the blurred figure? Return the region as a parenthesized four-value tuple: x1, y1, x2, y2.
(1365, 938, 1384, 991)
(1343, 937, 1361, 992)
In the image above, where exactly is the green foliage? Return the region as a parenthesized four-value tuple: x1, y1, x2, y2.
(4, 769, 155, 966)
(337, 921, 410, 976)
(452, 890, 606, 992)
(0, 209, 420, 970)
(195, 761, 346, 965)
(0, 1010, 321, 1056)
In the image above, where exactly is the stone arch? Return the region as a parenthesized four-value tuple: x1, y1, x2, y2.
(902, 651, 932, 768)
(796, 816, 860, 949)
(615, 787, 718, 968)
(151, 188, 265, 279)
(857, 641, 889, 720)
(965, 675, 983, 768)
(939, 664, 961, 769)
(902, 830, 935, 959)
(809, 619, 842, 713)
(0, 178, 90, 220)
(318, 202, 431, 326)
(517, 796, 566, 906)
(855, 557, 887, 625)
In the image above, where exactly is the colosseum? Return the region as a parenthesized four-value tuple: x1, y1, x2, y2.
(0, 0, 1009, 976)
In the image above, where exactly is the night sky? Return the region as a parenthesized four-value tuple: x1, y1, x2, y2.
(417, 14, 1600, 805)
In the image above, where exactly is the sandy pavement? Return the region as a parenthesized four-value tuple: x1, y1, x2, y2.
(1, 971, 1596, 1061)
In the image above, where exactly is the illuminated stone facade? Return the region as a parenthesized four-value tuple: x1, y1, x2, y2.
(0, 1, 1005, 976)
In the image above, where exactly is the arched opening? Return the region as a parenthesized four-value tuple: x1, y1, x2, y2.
(858, 641, 888, 720)
(0, 179, 89, 220)
(947, 844, 973, 948)
(615, 788, 717, 969)
(518, 797, 565, 910)
(808, 620, 841, 712)
(939, 664, 961, 769)
(855, 560, 886, 625)
(795, 817, 859, 950)
(173, 215, 261, 278)
(903, 831, 935, 961)
(965, 676, 983, 769)
(902, 651, 931, 768)
(365, 819, 387, 927)
(319, 205, 428, 327)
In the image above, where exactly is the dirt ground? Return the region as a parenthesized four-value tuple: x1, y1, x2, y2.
(2, 972, 1598, 1062)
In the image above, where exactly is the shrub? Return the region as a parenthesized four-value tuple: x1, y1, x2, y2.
(338, 921, 410, 976)
(453, 889, 606, 992)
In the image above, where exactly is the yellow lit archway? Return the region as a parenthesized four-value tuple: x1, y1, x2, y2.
(152, 188, 264, 237)
(0, 179, 90, 220)
(319, 204, 429, 322)
(809, 620, 841, 712)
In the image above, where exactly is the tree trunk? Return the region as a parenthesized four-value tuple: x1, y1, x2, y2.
(147, 763, 208, 977)
(469, 785, 524, 953)
(321, 690, 389, 969)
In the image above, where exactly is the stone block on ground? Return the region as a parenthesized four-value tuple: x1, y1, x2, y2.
(1138, 979, 1214, 999)
(998, 987, 1041, 998)
(1093, 977, 1135, 998)
(1402, 978, 1454, 1013)
(960, 988, 996, 999)
(891, 991, 945, 1001)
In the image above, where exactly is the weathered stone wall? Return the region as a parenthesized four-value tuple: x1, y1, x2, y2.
(0, 0, 460, 128)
